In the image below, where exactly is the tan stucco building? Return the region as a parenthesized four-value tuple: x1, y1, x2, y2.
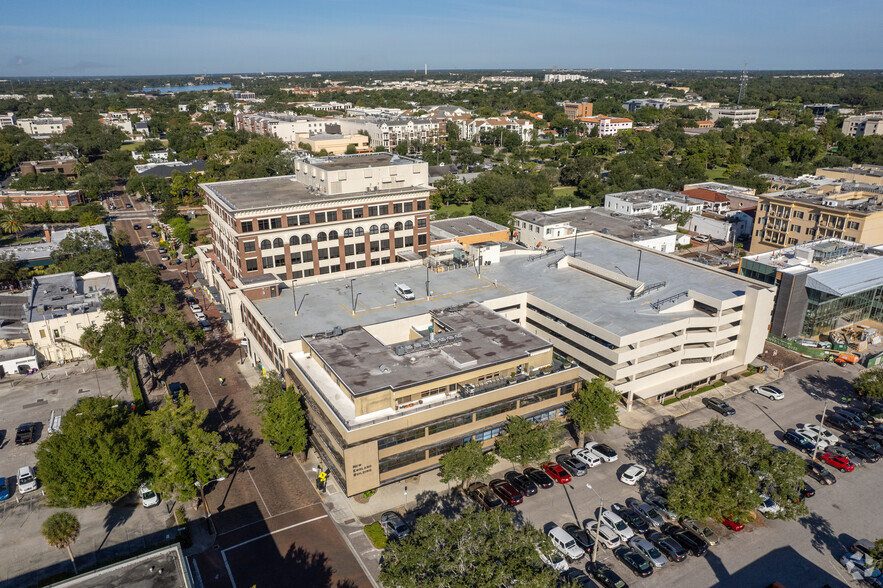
(301, 133, 370, 155)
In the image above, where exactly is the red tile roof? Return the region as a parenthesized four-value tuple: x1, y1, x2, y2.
(681, 188, 729, 203)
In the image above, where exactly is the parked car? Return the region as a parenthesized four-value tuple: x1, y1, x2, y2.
(627, 537, 666, 568)
(805, 460, 837, 485)
(751, 385, 785, 400)
(549, 525, 585, 561)
(720, 516, 745, 532)
(168, 382, 188, 404)
(150, 231, 159, 238)
(586, 521, 622, 549)
(198, 319, 212, 332)
(757, 494, 782, 518)
(157, 263, 166, 270)
(797, 424, 839, 445)
(467, 482, 502, 510)
(619, 464, 647, 485)
(542, 461, 572, 484)
(380, 511, 410, 540)
(600, 509, 635, 542)
(679, 516, 718, 546)
(614, 546, 654, 577)
(818, 453, 855, 472)
(17, 466, 37, 494)
(489, 479, 523, 506)
(562, 522, 595, 554)
(839, 441, 880, 463)
(837, 407, 873, 426)
(670, 528, 709, 556)
(504, 471, 538, 497)
(537, 547, 568, 573)
(702, 397, 735, 416)
(692, 234, 710, 243)
(584, 442, 618, 462)
(158, 247, 167, 254)
(627, 499, 665, 528)
(556, 454, 588, 477)
(824, 444, 861, 464)
(643, 494, 677, 521)
(523, 467, 554, 489)
(784, 429, 816, 452)
(394, 283, 415, 300)
(0, 477, 9, 501)
(611, 502, 650, 534)
(799, 481, 815, 498)
(563, 568, 596, 587)
(194, 312, 207, 321)
(132, 224, 141, 230)
(845, 433, 883, 456)
(589, 562, 629, 588)
(825, 413, 861, 434)
(15, 423, 36, 446)
(571, 448, 602, 468)
(190, 304, 203, 313)
(647, 530, 687, 562)
(146, 224, 154, 229)
(139, 484, 160, 508)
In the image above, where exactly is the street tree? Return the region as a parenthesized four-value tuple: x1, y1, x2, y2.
(0, 212, 22, 237)
(0, 251, 19, 282)
(855, 367, 883, 399)
(495, 416, 562, 468)
(656, 419, 808, 521)
(146, 395, 236, 501)
(41, 512, 81, 574)
(49, 230, 117, 274)
(252, 375, 309, 458)
(168, 217, 193, 247)
(566, 376, 621, 447)
(35, 396, 149, 507)
(379, 508, 558, 588)
(438, 440, 497, 489)
(77, 210, 104, 227)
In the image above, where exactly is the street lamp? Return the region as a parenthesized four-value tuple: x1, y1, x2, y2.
(195, 476, 227, 534)
(811, 400, 829, 463)
(586, 483, 603, 563)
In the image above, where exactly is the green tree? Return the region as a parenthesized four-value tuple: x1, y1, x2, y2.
(656, 419, 807, 522)
(78, 210, 104, 227)
(659, 204, 693, 226)
(495, 416, 562, 468)
(50, 229, 117, 274)
(251, 373, 309, 457)
(438, 440, 497, 489)
(855, 367, 883, 399)
(345, 143, 358, 155)
(76, 171, 113, 200)
(35, 396, 149, 507)
(168, 217, 193, 246)
(566, 376, 621, 448)
(0, 251, 19, 282)
(146, 395, 236, 501)
(159, 199, 180, 223)
(379, 508, 558, 588)
(127, 175, 170, 203)
(870, 539, 883, 566)
(41, 512, 81, 574)
(0, 212, 22, 237)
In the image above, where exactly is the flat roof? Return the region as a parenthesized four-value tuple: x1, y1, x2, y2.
(305, 302, 550, 397)
(763, 188, 883, 212)
(430, 216, 509, 241)
(28, 272, 116, 323)
(47, 544, 191, 588)
(515, 208, 679, 243)
(306, 153, 420, 172)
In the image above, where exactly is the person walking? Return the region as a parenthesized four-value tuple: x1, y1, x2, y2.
(218, 377, 225, 386)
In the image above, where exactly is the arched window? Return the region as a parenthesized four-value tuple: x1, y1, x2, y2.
(301, 234, 312, 244)
(328, 230, 338, 240)
(289, 235, 300, 246)
(369, 225, 379, 235)
(273, 238, 283, 249)
(404, 220, 413, 229)
(355, 227, 364, 237)
(343, 228, 353, 238)
(260, 239, 271, 250)
(393, 222, 403, 231)
(317, 232, 327, 242)
(380, 223, 389, 232)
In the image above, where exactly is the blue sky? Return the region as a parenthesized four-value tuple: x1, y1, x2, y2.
(2, 1, 881, 76)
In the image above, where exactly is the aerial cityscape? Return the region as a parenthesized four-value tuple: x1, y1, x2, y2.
(1, 3, 882, 588)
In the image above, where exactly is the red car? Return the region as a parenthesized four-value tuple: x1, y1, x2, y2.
(541, 462, 571, 484)
(720, 516, 745, 532)
(818, 453, 855, 472)
(489, 479, 523, 506)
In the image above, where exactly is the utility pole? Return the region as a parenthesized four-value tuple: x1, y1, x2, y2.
(586, 483, 603, 563)
(811, 400, 828, 463)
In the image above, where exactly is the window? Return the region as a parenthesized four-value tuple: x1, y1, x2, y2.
(258, 219, 270, 231)
(273, 238, 283, 248)
(243, 241, 256, 253)
(270, 218, 282, 229)
(342, 209, 353, 220)
(356, 242, 365, 254)
(355, 226, 365, 237)
(381, 239, 390, 250)
(318, 248, 329, 260)
(287, 215, 298, 226)
(260, 239, 271, 250)
(368, 206, 378, 217)
(418, 234, 427, 245)
(345, 244, 354, 255)
(343, 228, 353, 238)
(370, 240, 379, 252)
(302, 234, 312, 244)
(417, 200, 426, 210)
(328, 230, 338, 240)
(290, 253, 301, 264)
(292, 270, 303, 279)
(394, 203, 403, 213)
(246, 258, 258, 271)
(299, 214, 310, 225)
(353, 207, 364, 219)
(405, 236, 413, 246)
(379, 204, 388, 215)
(315, 212, 326, 223)
(427, 413, 472, 436)
(404, 202, 413, 212)
(289, 235, 300, 246)
(395, 237, 404, 248)
(847, 221, 859, 230)
(404, 220, 413, 229)
(329, 246, 339, 257)
(302, 250, 313, 262)
(262, 256, 273, 268)
(241, 221, 253, 232)
(380, 223, 389, 232)
(317, 232, 327, 242)
(274, 254, 286, 267)
(303, 268, 314, 277)
(346, 262, 355, 270)
(369, 225, 379, 235)
(327, 211, 337, 222)
(417, 218, 427, 228)
(394, 222, 403, 231)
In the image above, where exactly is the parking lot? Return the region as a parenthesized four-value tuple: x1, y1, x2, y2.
(503, 360, 881, 587)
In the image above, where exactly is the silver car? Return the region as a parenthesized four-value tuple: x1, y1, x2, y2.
(380, 511, 410, 540)
(628, 536, 667, 568)
(644, 494, 678, 521)
(680, 516, 718, 546)
(627, 498, 665, 528)
(585, 520, 622, 549)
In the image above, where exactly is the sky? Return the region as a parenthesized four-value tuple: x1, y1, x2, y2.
(2, 0, 882, 77)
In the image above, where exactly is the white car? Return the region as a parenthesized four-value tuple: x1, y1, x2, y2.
(190, 305, 203, 314)
(797, 424, 839, 445)
(194, 312, 207, 321)
(585, 521, 621, 549)
(571, 448, 602, 468)
(600, 509, 635, 542)
(394, 283, 415, 300)
(537, 547, 568, 573)
(620, 464, 647, 485)
(757, 494, 782, 518)
(548, 526, 584, 561)
(18, 466, 37, 494)
(139, 484, 160, 508)
(628, 537, 667, 568)
(751, 385, 785, 400)
(584, 441, 618, 463)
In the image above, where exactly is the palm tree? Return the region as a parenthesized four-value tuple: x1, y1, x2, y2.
(0, 213, 22, 239)
(41, 511, 81, 574)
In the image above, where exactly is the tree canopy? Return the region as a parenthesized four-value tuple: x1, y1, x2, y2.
(855, 368, 883, 399)
(41, 511, 81, 574)
(251, 373, 309, 457)
(49, 229, 117, 274)
(438, 440, 497, 489)
(495, 416, 562, 468)
(566, 376, 621, 447)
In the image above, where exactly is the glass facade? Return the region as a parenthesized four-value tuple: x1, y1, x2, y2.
(803, 285, 883, 336)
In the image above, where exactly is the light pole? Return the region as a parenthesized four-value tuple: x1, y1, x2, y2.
(811, 400, 828, 463)
(586, 483, 603, 563)
(348, 278, 355, 312)
(195, 476, 227, 535)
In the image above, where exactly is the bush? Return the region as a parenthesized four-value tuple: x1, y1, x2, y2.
(661, 381, 725, 406)
(362, 489, 377, 499)
(364, 522, 387, 549)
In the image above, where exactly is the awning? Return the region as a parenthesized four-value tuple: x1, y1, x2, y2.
(195, 272, 205, 280)
(208, 287, 220, 298)
(220, 312, 232, 322)
(216, 304, 227, 313)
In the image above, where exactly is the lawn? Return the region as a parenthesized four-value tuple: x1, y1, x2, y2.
(0, 235, 43, 246)
(705, 167, 729, 181)
(553, 186, 577, 198)
(120, 140, 168, 152)
(434, 202, 472, 218)
(188, 215, 210, 230)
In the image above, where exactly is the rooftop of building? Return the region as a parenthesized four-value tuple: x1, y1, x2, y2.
(27, 271, 117, 323)
(251, 233, 764, 345)
(305, 153, 422, 172)
(514, 207, 679, 242)
(135, 159, 206, 178)
(0, 293, 30, 340)
(817, 165, 883, 179)
(0, 188, 80, 198)
(46, 544, 191, 588)
(430, 216, 509, 242)
(681, 188, 730, 203)
(605, 188, 696, 204)
(0, 225, 110, 263)
(683, 182, 756, 195)
(761, 187, 883, 212)
(304, 302, 551, 397)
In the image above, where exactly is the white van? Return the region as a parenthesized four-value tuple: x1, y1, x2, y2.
(394, 283, 415, 300)
(548, 525, 584, 561)
(18, 466, 37, 493)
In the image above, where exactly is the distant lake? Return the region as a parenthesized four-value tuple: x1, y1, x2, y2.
(141, 83, 231, 93)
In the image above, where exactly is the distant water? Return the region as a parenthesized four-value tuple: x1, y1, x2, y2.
(141, 83, 231, 93)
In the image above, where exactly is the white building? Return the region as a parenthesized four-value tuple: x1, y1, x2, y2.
(544, 74, 588, 83)
(234, 112, 336, 144)
(456, 117, 534, 143)
(604, 190, 704, 216)
(0, 112, 73, 139)
(842, 114, 883, 137)
(480, 76, 533, 83)
(709, 108, 760, 128)
(575, 115, 633, 137)
(687, 211, 754, 243)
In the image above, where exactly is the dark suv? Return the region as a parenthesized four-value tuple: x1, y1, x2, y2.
(15, 423, 36, 446)
(702, 397, 735, 416)
(168, 382, 188, 405)
(489, 479, 523, 506)
(784, 429, 815, 452)
(805, 460, 836, 485)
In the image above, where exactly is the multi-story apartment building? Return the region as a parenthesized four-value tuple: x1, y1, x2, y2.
(575, 115, 633, 137)
(709, 107, 759, 128)
(815, 164, 883, 187)
(480, 76, 533, 83)
(337, 117, 442, 150)
(544, 74, 588, 83)
(455, 117, 534, 143)
(233, 112, 334, 144)
(0, 113, 73, 139)
(604, 189, 704, 217)
(842, 114, 883, 137)
(200, 153, 432, 280)
(750, 186, 883, 253)
(563, 102, 593, 120)
(0, 189, 82, 210)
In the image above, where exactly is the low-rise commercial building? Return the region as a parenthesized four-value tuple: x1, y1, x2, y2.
(841, 114, 883, 137)
(429, 216, 509, 247)
(301, 133, 370, 155)
(604, 189, 704, 217)
(709, 107, 759, 127)
(576, 115, 633, 136)
(815, 164, 883, 187)
(0, 189, 82, 210)
(0, 112, 73, 138)
(18, 157, 78, 178)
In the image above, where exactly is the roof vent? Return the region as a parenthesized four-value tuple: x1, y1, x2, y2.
(395, 345, 405, 356)
(379, 364, 391, 373)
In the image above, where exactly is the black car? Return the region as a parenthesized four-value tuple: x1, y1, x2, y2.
(562, 568, 597, 587)
(825, 412, 861, 434)
(610, 503, 650, 534)
(840, 442, 880, 463)
(614, 547, 653, 578)
(837, 407, 874, 425)
(168, 382, 188, 404)
(670, 528, 708, 557)
(845, 433, 883, 456)
(702, 397, 735, 416)
(563, 522, 596, 554)
(150, 231, 159, 238)
(523, 467, 554, 489)
(799, 481, 815, 498)
(588, 562, 628, 588)
(15, 423, 36, 446)
(504, 471, 538, 497)
(647, 530, 687, 562)
(133, 224, 141, 230)
(805, 460, 836, 485)
(556, 454, 588, 477)
(783, 429, 815, 452)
